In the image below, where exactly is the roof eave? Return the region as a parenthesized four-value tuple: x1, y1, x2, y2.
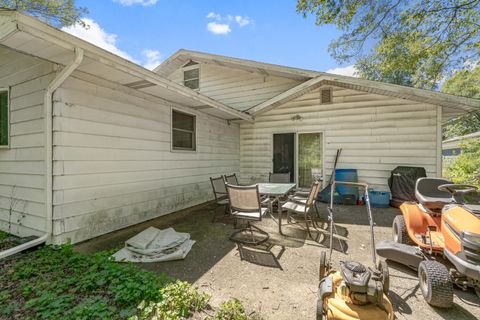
(0, 11, 253, 122)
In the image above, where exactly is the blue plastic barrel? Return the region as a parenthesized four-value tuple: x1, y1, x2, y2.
(335, 169, 358, 200)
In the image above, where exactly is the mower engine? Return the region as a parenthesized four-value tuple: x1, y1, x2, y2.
(339, 261, 384, 306)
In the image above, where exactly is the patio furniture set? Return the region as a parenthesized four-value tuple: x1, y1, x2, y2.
(209, 173, 322, 245)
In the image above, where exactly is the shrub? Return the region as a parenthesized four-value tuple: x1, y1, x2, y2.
(131, 281, 210, 320)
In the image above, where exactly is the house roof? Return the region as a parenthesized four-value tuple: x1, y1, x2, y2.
(156, 49, 480, 121)
(442, 131, 480, 150)
(0, 10, 252, 121)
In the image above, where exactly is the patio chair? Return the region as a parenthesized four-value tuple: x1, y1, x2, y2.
(210, 176, 229, 221)
(224, 173, 240, 185)
(292, 180, 322, 219)
(226, 184, 270, 245)
(281, 181, 321, 239)
(269, 172, 291, 183)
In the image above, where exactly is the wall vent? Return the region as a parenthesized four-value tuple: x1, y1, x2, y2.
(124, 80, 156, 90)
(321, 88, 332, 104)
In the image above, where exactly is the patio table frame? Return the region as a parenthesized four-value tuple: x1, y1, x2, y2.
(257, 183, 296, 235)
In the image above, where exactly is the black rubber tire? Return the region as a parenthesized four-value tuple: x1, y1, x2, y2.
(378, 260, 390, 295)
(393, 215, 414, 245)
(418, 260, 453, 308)
(319, 251, 327, 281)
(316, 299, 324, 320)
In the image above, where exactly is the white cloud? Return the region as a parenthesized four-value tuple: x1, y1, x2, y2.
(113, 0, 157, 6)
(206, 12, 252, 35)
(235, 15, 251, 27)
(326, 65, 358, 77)
(62, 18, 137, 63)
(142, 49, 162, 70)
(206, 12, 221, 20)
(207, 22, 231, 35)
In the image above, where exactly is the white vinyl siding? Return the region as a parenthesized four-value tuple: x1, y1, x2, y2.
(0, 47, 55, 237)
(240, 86, 440, 190)
(169, 63, 302, 111)
(52, 75, 239, 244)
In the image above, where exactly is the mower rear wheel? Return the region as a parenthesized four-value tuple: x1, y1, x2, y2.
(378, 260, 390, 295)
(393, 215, 414, 245)
(319, 251, 327, 280)
(418, 260, 453, 308)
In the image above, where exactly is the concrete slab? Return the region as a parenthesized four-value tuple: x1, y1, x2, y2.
(75, 202, 480, 320)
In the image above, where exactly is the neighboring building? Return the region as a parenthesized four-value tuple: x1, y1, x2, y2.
(443, 131, 480, 157)
(0, 11, 479, 244)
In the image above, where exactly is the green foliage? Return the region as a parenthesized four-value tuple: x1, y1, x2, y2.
(442, 66, 480, 99)
(214, 299, 248, 320)
(297, 0, 480, 89)
(445, 139, 480, 187)
(0, 244, 170, 319)
(131, 281, 210, 320)
(0, 0, 87, 27)
(441, 66, 480, 139)
(0, 244, 256, 319)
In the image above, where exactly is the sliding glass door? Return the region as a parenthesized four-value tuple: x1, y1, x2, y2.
(297, 132, 323, 188)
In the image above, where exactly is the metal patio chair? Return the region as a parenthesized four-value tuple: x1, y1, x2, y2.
(281, 181, 321, 239)
(224, 173, 240, 185)
(269, 172, 291, 183)
(210, 176, 229, 222)
(226, 184, 270, 245)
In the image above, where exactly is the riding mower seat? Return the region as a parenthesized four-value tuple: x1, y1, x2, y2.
(415, 178, 453, 211)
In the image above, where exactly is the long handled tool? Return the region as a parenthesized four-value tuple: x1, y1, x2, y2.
(318, 148, 342, 202)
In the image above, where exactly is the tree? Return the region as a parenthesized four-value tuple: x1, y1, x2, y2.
(441, 67, 480, 139)
(297, 0, 480, 89)
(0, 0, 87, 28)
(445, 139, 480, 187)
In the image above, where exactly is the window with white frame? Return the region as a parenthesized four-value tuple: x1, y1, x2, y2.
(183, 63, 200, 90)
(0, 90, 8, 147)
(172, 110, 196, 151)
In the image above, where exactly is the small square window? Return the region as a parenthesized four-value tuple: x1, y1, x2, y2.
(0, 90, 8, 147)
(172, 110, 196, 151)
(184, 68, 199, 90)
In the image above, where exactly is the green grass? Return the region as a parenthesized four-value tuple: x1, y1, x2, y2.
(0, 244, 259, 320)
(0, 230, 9, 242)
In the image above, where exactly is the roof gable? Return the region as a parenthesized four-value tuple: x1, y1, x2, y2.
(157, 50, 480, 122)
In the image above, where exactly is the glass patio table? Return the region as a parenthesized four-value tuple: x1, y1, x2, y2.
(257, 183, 296, 235)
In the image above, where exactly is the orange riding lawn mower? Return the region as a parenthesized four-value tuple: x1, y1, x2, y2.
(377, 177, 480, 307)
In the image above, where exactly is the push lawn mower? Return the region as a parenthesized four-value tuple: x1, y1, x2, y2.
(317, 181, 394, 320)
(377, 177, 480, 308)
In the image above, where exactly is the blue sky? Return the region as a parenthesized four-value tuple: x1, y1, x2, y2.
(68, 0, 355, 75)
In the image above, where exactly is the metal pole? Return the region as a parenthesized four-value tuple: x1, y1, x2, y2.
(333, 181, 377, 266)
(328, 181, 336, 261)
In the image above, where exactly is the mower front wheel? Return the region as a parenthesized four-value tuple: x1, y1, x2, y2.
(378, 260, 390, 295)
(393, 215, 414, 245)
(316, 299, 324, 320)
(418, 260, 453, 308)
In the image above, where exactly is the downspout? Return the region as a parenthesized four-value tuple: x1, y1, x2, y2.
(0, 48, 84, 259)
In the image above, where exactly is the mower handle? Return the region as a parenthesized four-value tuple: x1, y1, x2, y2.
(330, 181, 377, 267)
(438, 184, 478, 195)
